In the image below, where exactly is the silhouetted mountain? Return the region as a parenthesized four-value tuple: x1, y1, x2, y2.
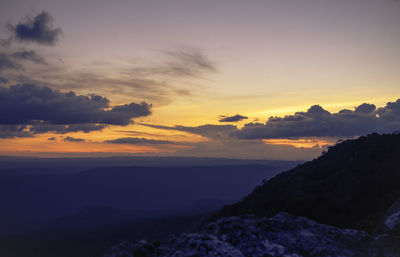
(0, 164, 289, 234)
(216, 133, 400, 232)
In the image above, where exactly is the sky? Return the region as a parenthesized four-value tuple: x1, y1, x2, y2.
(0, 0, 399, 160)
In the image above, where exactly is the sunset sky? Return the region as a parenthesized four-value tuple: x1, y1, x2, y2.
(0, 0, 399, 160)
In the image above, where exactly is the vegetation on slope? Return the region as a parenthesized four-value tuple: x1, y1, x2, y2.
(217, 133, 400, 232)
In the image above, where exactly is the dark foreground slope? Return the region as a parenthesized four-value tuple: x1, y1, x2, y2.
(217, 133, 400, 232)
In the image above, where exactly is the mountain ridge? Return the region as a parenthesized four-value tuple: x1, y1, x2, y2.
(216, 132, 400, 232)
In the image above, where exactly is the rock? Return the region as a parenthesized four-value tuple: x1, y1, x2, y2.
(104, 240, 157, 257)
(375, 197, 400, 256)
(163, 233, 244, 257)
(377, 198, 400, 235)
(105, 213, 377, 257)
(201, 213, 375, 257)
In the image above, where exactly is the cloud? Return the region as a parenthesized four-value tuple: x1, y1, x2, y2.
(166, 136, 323, 160)
(0, 84, 151, 126)
(47, 137, 56, 141)
(0, 123, 106, 139)
(0, 53, 19, 71)
(7, 11, 62, 46)
(0, 77, 8, 84)
(137, 123, 323, 160)
(1, 46, 204, 107)
(64, 136, 85, 142)
(29, 122, 107, 134)
(11, 49, 47, 64)
(105, 137, 177, 145)
(131, 47, 217, 78)
(219, 114, 248, 122)
(141, 123, 238, 139)
(0, 125, 32, 138)
(0, 37, 12, 47)
(354, 103, 376, 114)
(137, 99, 400, 159)
(163, 47, 216, 75)
(9, 67, 191, 107)
(234, 100, 400, 139)
(0, 84, 152, 137)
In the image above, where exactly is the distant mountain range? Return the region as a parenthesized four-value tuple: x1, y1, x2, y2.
(0, 161, 295, 257)
(0, 163, 293, 235)
(0, 156, 300, 175)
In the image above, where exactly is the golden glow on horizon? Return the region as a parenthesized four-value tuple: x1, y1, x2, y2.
(262, 138, 335, 149)
(0, 130, 193, 157)
(0, 96, 396, 157)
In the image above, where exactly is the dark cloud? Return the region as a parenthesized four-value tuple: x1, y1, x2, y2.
(107, 102, 152, 123)
(141, 123, 238, 139)
(355, 103, 376, 114)
(219, 114, 248, 123)
(0, 53, 19, 71)
(0, 84, 152, 138)
(29, 123, 107, 134)
(234, 100, 400, 139)
(7, 11, 61, 46)
(64, 136, 85, 142)
(131, 47, 217, 78)
(0, 84, 151, 126)
(0, 123, 106, 139)
(47, 137, 56, 141)
(0, 125, 32, 138)
(11, 49, 47, 65)
(105, 137, 176, 145)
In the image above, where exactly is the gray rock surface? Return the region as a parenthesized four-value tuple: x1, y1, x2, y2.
(375, 197, 400, 257)
(104, 213, 378, 257)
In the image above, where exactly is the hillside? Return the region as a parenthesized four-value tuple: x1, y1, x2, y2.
(0, 164, 286, 235)
(217, 133, 400, 232)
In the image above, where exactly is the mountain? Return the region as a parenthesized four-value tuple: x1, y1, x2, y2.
(0, 156, 300, 175)
(44, 205, 155, 233)
(0, 164, 287, 234)
(217, 133, 400, 232)
(45, 199, 236, 234)
(103, 133, 400, 257)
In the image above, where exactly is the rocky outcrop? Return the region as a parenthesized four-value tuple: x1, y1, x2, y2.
(377, 198, 400, 235)
(375, 197, 400, 257)
(104, 213, 377, 257)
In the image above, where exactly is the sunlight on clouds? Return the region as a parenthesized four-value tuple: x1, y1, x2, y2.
(0, 130, 192, 157)
(263, 138, 335, 149)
